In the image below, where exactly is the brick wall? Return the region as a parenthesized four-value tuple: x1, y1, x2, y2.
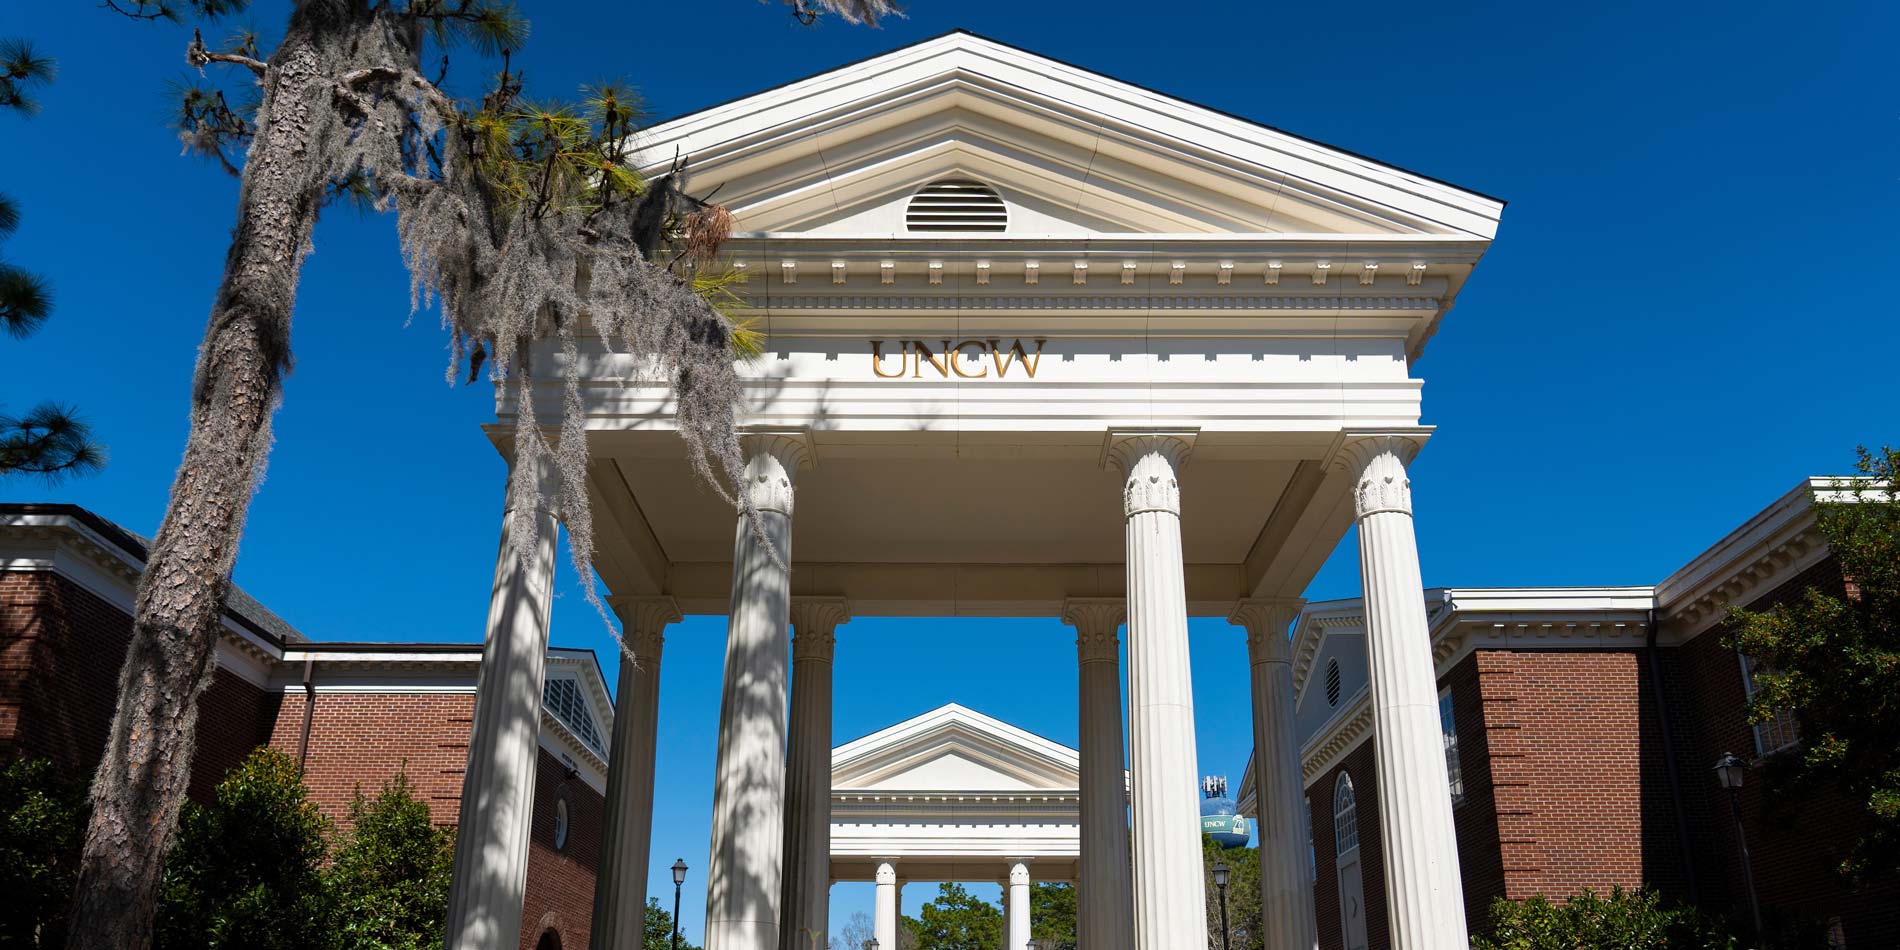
(1443, 654, 1505, 930)
(520, 746, 605, 950)
(264, 691, 475, 831)
(1309, 737, 1386, 950)
(1672, 557, 1900, 945)
(0, 569, 278, 800)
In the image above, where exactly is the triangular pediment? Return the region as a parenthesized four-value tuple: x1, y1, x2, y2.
(832, 703, 1078, 792)
(633, 31, 1502, 240)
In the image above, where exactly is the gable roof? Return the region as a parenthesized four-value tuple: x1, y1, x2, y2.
(633, 30, 1503, 240)
(832, 702, 1079, 791)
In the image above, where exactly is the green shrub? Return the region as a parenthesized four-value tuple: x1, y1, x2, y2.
(1472, 886, 1737, 950)
(324, 773, 454, 950)
(156, 748, 333, 950)
(0, 757, 88, 948)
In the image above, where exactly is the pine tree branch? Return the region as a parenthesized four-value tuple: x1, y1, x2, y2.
(187, 30, 265, 77)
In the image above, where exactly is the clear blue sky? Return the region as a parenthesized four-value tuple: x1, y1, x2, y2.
(4, 0, 1896, 941)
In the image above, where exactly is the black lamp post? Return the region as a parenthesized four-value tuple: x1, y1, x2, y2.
(671, 858, 689, 950)
(1713, 753, 1764, 941)
(1212, 857, 1231, 950)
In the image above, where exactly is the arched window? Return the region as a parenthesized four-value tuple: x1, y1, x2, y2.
(1333, 773, 1359, 857)
(905, 179, 1007, 232)
(535, 929, 562, 950)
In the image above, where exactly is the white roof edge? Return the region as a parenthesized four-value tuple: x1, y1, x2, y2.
(635, 31, 1501, 238)
(1653, 477, 1844, 607)
(831, 702, 1078, 768)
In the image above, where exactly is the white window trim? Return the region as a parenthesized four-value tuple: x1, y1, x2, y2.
(1333, 773, 1359, 857)
(1439, 686, 1466, 807)
(1737, 651, 1801, 756)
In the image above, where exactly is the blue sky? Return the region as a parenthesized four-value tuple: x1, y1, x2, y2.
(3, 0, 1896, 941)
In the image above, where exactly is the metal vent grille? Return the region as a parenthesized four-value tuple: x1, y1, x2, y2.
(905, 179, 1007, 232)
(1325, 659, 1342, 707)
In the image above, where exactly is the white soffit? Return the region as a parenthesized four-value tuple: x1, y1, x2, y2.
(633, 31, 1503, 240)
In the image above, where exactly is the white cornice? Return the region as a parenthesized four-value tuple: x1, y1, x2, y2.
(1652, 478, 1860, 639)
(634, 33, 1502, 239)
(1299, 688, 1374, 784)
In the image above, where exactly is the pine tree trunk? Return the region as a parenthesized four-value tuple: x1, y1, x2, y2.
(66, 19, 334, 950)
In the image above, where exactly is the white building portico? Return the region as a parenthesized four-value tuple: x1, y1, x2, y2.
(442, 29, 1502, 950)
(826, 703, 1095, 945)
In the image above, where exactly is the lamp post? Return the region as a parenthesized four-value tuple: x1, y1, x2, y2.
(1713, 753, 1764, 941)
(671, 858, 689, 950)
(1212, 857, 1231, 950)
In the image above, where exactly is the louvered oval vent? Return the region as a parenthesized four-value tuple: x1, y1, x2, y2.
(905, 179, 1008, 232)
(1325, 659, 1343, 707)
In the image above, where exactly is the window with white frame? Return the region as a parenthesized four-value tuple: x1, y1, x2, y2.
(1738, 652, 1801, 755)
(1439, 686, 1465, 806)
(1333, 773, 1359, 856)
(1305, 799, 1316, 881)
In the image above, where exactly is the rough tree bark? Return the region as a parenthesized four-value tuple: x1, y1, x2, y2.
(67, 9, 353, 949)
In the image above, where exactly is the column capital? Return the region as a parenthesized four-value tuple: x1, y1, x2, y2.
(609, 595, 681, 661)
(740, 428, 815, 516)
(790, 597, 850, 662)
(1007, 860, 1031, 885)
(1062, 598, 1125, 664)
(874, 862, 898, 885)
(1103, 430, 1197, 518)
(1330, 430, 1428, 520)
(1228, 598, 1305, 666)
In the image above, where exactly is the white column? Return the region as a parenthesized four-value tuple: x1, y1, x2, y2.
(1229, 599, 1318, 950)
(590, 596, 682, 950)
(1006, 861, 1032, 950)
(1338, 433, 1467, 949)
(780, 598, 850, 950)
(874, 862, 899, 950)
(1107, 432, 1209, 950)
(1063, 599, 1134, 950)
(446, 453, 560, 950)
(706, 433, 809, 950)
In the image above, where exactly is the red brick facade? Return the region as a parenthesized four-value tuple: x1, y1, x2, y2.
(1307, 555, 1900, 948)
(264, 691, 477, 830)
(1, 562, 605, 948)
(0, 570, 275, 801)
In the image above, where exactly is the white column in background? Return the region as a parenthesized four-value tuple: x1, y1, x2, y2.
(705, 433, 809, 950)
(590, 596, 683, 950)
(874, 862, 899, 950)
(1107, 432, 1209, 950)
(446, 453, 560, 950)
(1063, 598, 1134, 950)
(1006, 861, 1032, 950)
(1229, 599, 1319, 950)
(1339, 433, 1468, 949)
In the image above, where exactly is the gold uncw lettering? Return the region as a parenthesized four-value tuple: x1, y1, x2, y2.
(952, 340, 989, 378)
(870, 340, 907, 378)
(867, 338, 1048, 379)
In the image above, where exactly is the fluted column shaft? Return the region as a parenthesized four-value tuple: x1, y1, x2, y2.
(1064, 599, 1134, 950)
(591, 597, 683, 950)
(1340, 434, 1466, 949)
(447, 453, 560, 950)
(1230, 599, 1318, 950)
(874, 862, 899, 950)
(1108, 433, 1209, 950)
(706, 434, 808, 950)
(780, 599, 850, 950)
(1007, 861, 1032, 950)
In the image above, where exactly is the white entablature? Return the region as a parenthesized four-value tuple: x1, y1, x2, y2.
(828, 703, 1107, 882)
